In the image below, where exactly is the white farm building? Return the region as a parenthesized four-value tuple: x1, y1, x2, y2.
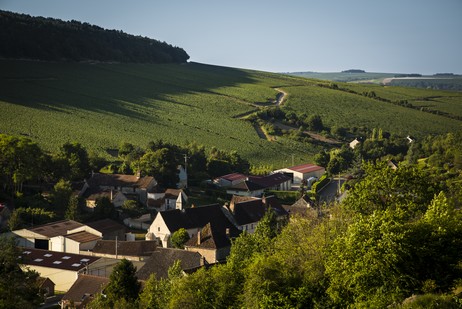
(274, 163, 325, 184)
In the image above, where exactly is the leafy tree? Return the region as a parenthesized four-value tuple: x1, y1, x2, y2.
(65, 195, 81, 221)
(314, 150, 330, 168)
(103, 259, 141, 306)
(0, 10, 189, 64)
(94, 196, 115, 219)
(121, 200, 141, 217)
(13, 207, 55, 226)
(170, 228, 190, 249)
(325, 209, 414, 307)
(51, 179, 72, 213)
(8, 209, 22, 231)
(307, 114, 323, 132)
(342, 162, 438, 217)
(57, 142, 91, 180)
(0, 134, 44, 194)
(139, 148, 178, 187)
(0, 237, 42, 308)
(139, 260, 183, 309)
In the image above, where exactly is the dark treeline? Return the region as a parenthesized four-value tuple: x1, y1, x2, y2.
(0, 10, 189, 63)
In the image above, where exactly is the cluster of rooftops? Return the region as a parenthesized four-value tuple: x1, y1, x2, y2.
(5, 163, 325, 307)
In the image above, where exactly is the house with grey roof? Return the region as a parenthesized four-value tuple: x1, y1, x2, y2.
(227, 195, 288, 234)
(283, 195, 318, 217)
(146, 204, 238, 248)
(59, 274, 109, 308)
(147, 188, 188, 212)
(184, 221, 240, 263)
(136, 247, 204, 280)
(225, 173, 292, 197)
(89, 240, 157, 261)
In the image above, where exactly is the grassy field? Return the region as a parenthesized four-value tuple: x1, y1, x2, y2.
(1, 59, 461, 167)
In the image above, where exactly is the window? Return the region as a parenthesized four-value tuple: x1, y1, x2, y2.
(158, 227, 160, 232)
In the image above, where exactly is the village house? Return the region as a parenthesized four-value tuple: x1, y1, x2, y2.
(226, 195, 289, 234)
(225, 180, 265, 197)
(80, 172, 157, 206)
(213, 172, 247, 187)
(147, 188, 188, 212)
(184, 221, 240, 264)
(274, 163, 325, 185)
(136, 247, 204, 280)
(225, 173, 292, 197)
(349, 138, 361, 149)
(283, 195, 317, 217)
(59, 274, 109, 309)
(146, 204, 238, 248)
(38, 277, 55, 298)
(82, 188, 128, 210)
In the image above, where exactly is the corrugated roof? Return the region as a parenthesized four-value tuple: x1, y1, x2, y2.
(65, 231, 102, 243)
(29, 220, 85, 238)
(287, 163, 324, 174)
(229, 180, 264, 192)
(248, 173, 291, 187)
(86, 219, 126, 235)
(218, 173, 247, 182)
(20, 248, 100, 271)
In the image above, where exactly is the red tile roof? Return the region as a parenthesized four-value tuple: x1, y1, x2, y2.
(219, 173, 247, 182)
(287, 163, 324, 174)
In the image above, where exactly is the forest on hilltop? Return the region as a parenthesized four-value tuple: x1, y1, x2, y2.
(0, 10, 189, 63)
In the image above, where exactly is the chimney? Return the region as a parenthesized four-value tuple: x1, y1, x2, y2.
(136, 170, 141, 179)
(197, 228, 201, 245)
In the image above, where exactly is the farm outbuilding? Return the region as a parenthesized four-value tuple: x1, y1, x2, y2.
(274, 163, 325, 184)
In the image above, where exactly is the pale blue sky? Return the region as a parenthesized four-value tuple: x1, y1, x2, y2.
(1, 0, 461, 74)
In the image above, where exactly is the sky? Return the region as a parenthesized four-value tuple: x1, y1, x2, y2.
(1, 0, 461, 74)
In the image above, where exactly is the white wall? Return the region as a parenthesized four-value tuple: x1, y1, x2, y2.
(148, 214, 171, 247)
(22, 265, 78, 292)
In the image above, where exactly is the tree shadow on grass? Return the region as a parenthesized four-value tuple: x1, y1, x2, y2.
(0, 60, 257, 121)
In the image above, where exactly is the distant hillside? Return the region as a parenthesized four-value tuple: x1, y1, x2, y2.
(1, 59, 462, 167)
(0, 10, 189, 63)
(287, 71, 462, 91)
